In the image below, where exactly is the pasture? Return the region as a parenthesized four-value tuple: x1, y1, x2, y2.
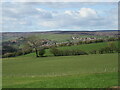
(2, 53, 118, 88)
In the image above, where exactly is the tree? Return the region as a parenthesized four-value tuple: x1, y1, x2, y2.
(26, 36, 45, 57)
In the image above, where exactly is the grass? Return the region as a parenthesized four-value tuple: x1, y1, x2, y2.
(44, 41, 118, 56)
(36, 33, 108, 42)
(36, 34, 72, 42)
(59, 41, 118, 51)
(3, 72, 118, 88)
(2, 53, 118, 88)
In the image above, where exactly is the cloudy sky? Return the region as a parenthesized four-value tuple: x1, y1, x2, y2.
(1, 2, 118, 32)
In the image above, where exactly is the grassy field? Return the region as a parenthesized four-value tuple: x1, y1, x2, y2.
(36, 33, 108, 42)
(45, 41, 118, 56)
(2, 33, 108, 42)
(59, 41, 118, 51)
(2, 53, 118, 88)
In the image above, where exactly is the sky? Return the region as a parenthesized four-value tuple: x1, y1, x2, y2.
(1, 2, 118, 32)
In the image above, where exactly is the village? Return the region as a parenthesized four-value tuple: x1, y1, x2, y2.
(71, 36, 97, 41)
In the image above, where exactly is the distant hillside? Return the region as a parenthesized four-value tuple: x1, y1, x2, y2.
(2, 30, 119, 42)
(48, 30, 119, 36)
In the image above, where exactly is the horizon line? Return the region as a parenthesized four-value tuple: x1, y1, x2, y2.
(1, 30, 119, 33)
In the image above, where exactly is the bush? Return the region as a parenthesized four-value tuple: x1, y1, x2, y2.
(50, 48, 88, 56)
(89, 50, 97, 54)
(23, 49, 32, 55)
(15, 51, 23, 56)
(2, 53, 16, 58)
(98, 47, 115, 54)
(50, 48, 59, 56)
(2, 48, 33, 58)
(2, 45, 18, 55)
(94, 39, 104, 43)
(98, 48, 104, 54)
(75, 50, 88, 55)
(39, 48, 45, 57)
(115, 48, 120, 53)
(78, 41, 83, 44)
(84, 41, 91, 44)
(107, 37, 116, 41)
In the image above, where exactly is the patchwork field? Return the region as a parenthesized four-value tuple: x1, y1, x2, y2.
(2, 53, 118, 88)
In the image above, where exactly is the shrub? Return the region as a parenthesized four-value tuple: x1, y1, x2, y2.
(50, 48, 88, 56)
(89, 50, 97, 54)
(107, 37, 116, 41)
(98, 46, 115, 54)
(39, 48, 45, 57)
(98, 49, 104, 54)
(15, 51, 23, 56)
(23, 49, 32, 55)
(2, 45, 18, 55)
(75, 50, 88, 55)
(94, 39, 104, 43)
(115, 48, 120, 53)
(107, 42, 117, 50)
(50, 48, 60, 56)
(84, 41, 91, 44)
(2, 53, 16, 58)
(78, 41, 83, 44)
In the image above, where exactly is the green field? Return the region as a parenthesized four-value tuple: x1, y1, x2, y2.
(10, 41, 118, 57)
(2, 53, 118, 88)
(2, 41, 119, 88)
(36, 33, 108, 42)
(36, 34, 107, 41)
(45, 41, 118, 56)
(59, 41, 118, 51)
(2, 33, 109, 42)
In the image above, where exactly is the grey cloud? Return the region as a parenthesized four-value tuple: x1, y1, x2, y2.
(2, 2, 118, 32)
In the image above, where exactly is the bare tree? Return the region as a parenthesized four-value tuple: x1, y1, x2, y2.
(26, 36, 44, 57)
